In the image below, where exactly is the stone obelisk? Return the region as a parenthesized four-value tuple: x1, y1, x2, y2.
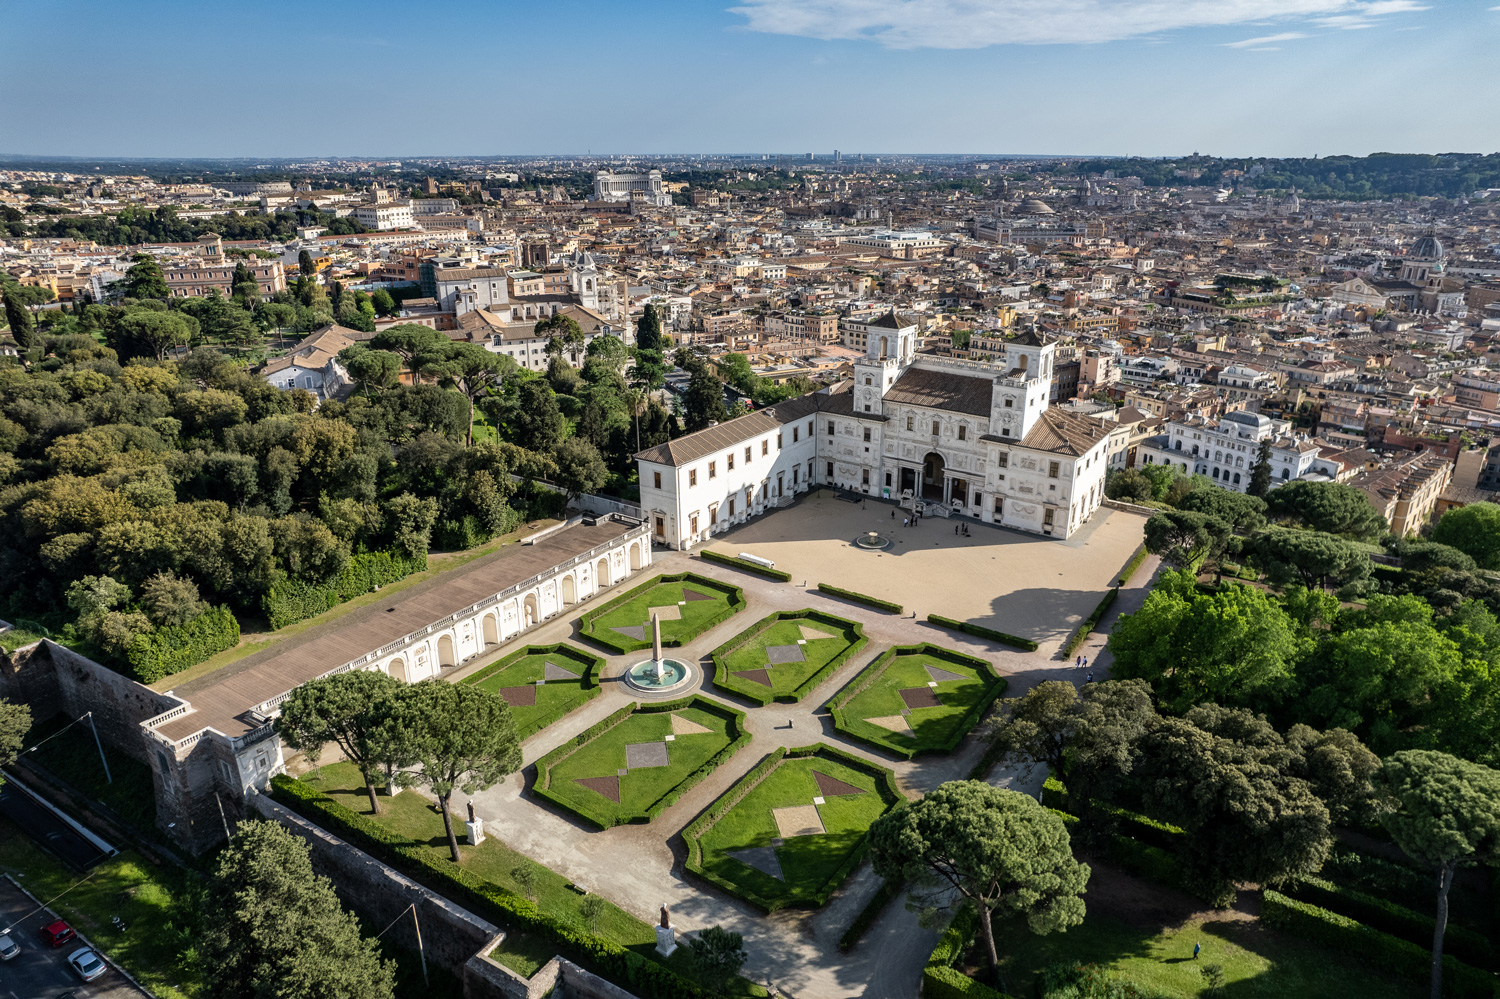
(652, 612, 665, 682)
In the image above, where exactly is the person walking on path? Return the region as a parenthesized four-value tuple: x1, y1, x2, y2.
(1193, 943, 1201, 960)
(903, 517, 909, 528)
(955, 524, 960, 536)
(1087, 672, 1094, 683)
(891, 508, 895, 519)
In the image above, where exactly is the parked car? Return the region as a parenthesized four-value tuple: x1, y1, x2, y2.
(39, 919, 75, 947)
(0, 932, 18, 959)
(67, 946, 106, 982)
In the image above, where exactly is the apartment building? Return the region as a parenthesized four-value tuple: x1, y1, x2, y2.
(162, 234, 286, 298)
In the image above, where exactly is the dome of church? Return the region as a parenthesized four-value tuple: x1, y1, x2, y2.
(1409, 235, 1444, 260)
(1018, 198, 1055, 215)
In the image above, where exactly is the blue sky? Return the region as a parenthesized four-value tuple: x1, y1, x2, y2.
(1, 0, 1496, 158)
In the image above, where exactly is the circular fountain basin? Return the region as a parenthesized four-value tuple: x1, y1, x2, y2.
(623, 658, 694, 694)
(853, 531, 893, 551)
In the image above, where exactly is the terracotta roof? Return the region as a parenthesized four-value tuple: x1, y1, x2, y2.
(883, 367, 993, 418)
(1016, 409, 1110, 456)
(636, 392, 829, 467)
(154, 518, 638, 743)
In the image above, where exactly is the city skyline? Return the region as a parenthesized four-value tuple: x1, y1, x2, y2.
(1, 0, 1496, 159)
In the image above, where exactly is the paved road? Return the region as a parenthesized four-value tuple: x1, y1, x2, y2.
(0, 878, 147, 999)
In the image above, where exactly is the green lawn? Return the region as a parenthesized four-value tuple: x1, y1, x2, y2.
(691, 752, 895, 910)
(302, 763, 764, 997)
(0, 819, 204, 999)
(460, 643, 602, 739)
(984, 910, 1412, 999)
(580, 573, 742, 653)
(536, 702, 740, 828)
(830, 644, 1003, 758)
(712, 611, 866, 705)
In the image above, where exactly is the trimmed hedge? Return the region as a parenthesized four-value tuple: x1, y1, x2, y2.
(1117, 544, 1150, 586)
(1284, 876, 1495, 969)
(1261, 890, 1495, 999)
(578, 572, 744, 655)
(697, 549, 792, 581)
(709, 609, 867, 706)
(465, 642, 604, 691)
(263, 550, 428, 630)
(532, 696, 750, 829)
(1042, 775, 1184, 853)
(817, 583, 902, 614)
(268, 775, 715, 999)
(922, 905, 1021, 999)
(125, 605, 240, 683)
(838, 877, 902, 952)
(828, 643, 1008, 760)
(1059, 587, 1119, 660)
(925, 614, 1037, 652)
(683, 743, 904, 914)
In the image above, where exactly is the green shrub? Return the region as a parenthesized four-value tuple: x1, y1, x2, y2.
(578, 572, 744, 655)
(1260, 891, 1494, 998)
(262, 550, 427, 630)
(682, 744, 903, 913)
(269, 775, 715, 999)
(1283, 876, 1494, 968)
(816, 584, 902, 614)
(829, 643, 1007, 760)
(697, 550, 792, 581)
(1117, 544, 1150, 586)
(709, 609, 867, 706)
(125, 604, 240, 683)
(531, 696, 750, 829)
(838, 878, 901, 952)
(922, 904, 1021, 999)
(1059, 587, 1119, 659)
(925, 614, 1038, 651)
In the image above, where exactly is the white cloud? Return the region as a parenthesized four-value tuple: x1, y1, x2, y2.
(730, 0, 1429, 48)
(1225, 30, 1309, 45)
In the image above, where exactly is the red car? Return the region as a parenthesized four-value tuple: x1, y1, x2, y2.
(40, 919, 75, 948)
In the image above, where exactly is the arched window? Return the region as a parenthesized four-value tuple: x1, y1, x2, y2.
(1233, 473, 1241, 484)
(1212, 468, 1220, 479)
(1191, 444, 1199, 456)
(1174, 440, 1182, 451)
(1215, 451, 1223, 462)
(1281, 468, 1290, 480)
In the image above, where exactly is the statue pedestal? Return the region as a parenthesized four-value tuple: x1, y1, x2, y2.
(654, 925, 677, 958)
(465, 818, 485, 846)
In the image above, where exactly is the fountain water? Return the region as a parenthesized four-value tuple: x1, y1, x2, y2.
(623, 611, 693, 694)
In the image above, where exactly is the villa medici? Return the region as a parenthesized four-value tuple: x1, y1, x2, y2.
(636, 314, 1111, 547)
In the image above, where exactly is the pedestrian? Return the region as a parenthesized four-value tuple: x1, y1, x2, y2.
(1075, 656, 1081, 667)
(1193, 943, 1201, 961)
(1081, 656, 1088, 669)
(955, 524, 960, 536)
(891, 508, 895, 519)
(1087, 672, 1094, 683)
(903, 517, 909, 528)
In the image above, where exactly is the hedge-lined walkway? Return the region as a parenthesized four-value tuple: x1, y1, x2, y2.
(318, 520, 1162, 999)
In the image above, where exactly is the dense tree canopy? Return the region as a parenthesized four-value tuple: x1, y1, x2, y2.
(1265, 480, 1387, 541)
(1431, 502, 1500, 570)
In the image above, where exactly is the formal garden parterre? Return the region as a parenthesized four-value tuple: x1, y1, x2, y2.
(460, 642, 604, 739)
(578, 572, 744, 654)
(710, 609, 867, 705)
(828, 643, 1006, 759)
(533, 696, 749, 829)
(684, 744, 904, 913)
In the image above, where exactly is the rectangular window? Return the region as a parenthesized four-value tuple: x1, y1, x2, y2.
(1004, 398, 1013, 408)
(861, 469, 870, 486)
(777, 433, 783, 449)
(762, 440, 769, 455)
(689, 469, 698, 487)
(709, 461, 717, 479)
(653, 471, 662, 489)
(727, 453, 734, 470)
(827, 461, 834, 478)
(808, 420, 813, 436)
(932, 421, 941, 436)
(863, 427, 871, 443)
(690, 513, 699, 534)
(1043, 508, 1055, 526)
(998, 453, 1008, 468)
(1049, 461, 1060, 479)
(958, 425, 967, 441)
(907, 415, 915, 431)
(792, 466, 799, 485)
(792, 427, 799, 443)
(728, 498, 735, 516)
(828, 422, 835, 436)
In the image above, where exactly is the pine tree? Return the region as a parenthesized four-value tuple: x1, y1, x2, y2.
(1, 286, 38, 350)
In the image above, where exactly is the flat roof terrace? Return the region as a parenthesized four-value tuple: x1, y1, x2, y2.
(152, 517, 639, 745)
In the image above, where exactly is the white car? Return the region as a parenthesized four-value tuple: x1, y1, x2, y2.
(0, 933, 17, 960)
(67, 946, 107, 982)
